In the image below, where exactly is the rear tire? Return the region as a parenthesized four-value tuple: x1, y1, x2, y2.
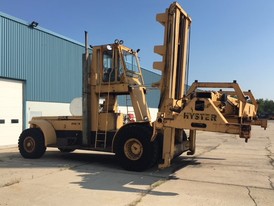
(18, 128, 46, 159)
(115, 124, 159, 171)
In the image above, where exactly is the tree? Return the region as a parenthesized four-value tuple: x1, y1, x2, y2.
(257, 99, 274, 118)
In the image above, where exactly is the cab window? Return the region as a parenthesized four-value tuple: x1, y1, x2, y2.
(123, 50, 140, 74)
(103, 50, 115, 82)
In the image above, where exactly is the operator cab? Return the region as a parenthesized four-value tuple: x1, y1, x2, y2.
(90, 40, 151, 123)
(99, 40, 144, 86)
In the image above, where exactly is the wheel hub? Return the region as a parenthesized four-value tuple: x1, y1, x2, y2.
(124, 138, 143, 160)
(23, 136, 36, 153)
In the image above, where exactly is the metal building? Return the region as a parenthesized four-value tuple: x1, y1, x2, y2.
(0, 12, 160, 146)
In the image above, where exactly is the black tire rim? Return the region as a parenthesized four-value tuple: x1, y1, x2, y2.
(23, 136, 36, 153)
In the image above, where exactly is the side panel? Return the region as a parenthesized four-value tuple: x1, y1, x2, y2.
(29, 120, 57, 146)
(26, 101, 71, 127)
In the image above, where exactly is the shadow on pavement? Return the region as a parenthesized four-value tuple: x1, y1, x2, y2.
(0, 148, 213, 196)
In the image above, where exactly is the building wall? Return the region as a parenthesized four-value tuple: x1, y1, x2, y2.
(0, 12, 84, 103)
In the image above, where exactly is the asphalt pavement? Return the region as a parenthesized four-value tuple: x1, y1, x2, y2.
(0, 121, 273, 206)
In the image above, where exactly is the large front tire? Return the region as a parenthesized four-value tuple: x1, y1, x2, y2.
(115, 124, 159, 171)
(18, 128, 46, 159)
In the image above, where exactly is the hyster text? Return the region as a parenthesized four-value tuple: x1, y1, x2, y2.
(183, 112, 217, 121)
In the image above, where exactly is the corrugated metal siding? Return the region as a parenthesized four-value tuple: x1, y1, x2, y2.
(0, 13, 84, 103)
(142, 69, 160, 108)
(0, 12, 161, 106)
(117, 69, 160, 108)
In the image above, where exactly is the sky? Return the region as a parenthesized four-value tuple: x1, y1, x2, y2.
(1, 0, 274, 100)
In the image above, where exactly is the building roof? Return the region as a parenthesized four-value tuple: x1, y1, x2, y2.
(0, 11, 85, 47)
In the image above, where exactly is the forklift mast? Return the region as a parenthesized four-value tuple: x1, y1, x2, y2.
(153, 2, 191, 115)
(152, 2, 193, 168)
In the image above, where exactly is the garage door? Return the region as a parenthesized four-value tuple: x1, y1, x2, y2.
(0, 79, 23, 146)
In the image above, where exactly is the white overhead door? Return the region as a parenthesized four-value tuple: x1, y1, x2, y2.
(0, 79, 23, 146)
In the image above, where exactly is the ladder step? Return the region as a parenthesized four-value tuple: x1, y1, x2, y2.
(95, 132, 107, 149)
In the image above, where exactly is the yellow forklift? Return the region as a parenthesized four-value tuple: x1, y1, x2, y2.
(18, 2, 267, 171)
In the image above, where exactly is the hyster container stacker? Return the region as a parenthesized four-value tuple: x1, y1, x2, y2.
(18, 2, 267, 171)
